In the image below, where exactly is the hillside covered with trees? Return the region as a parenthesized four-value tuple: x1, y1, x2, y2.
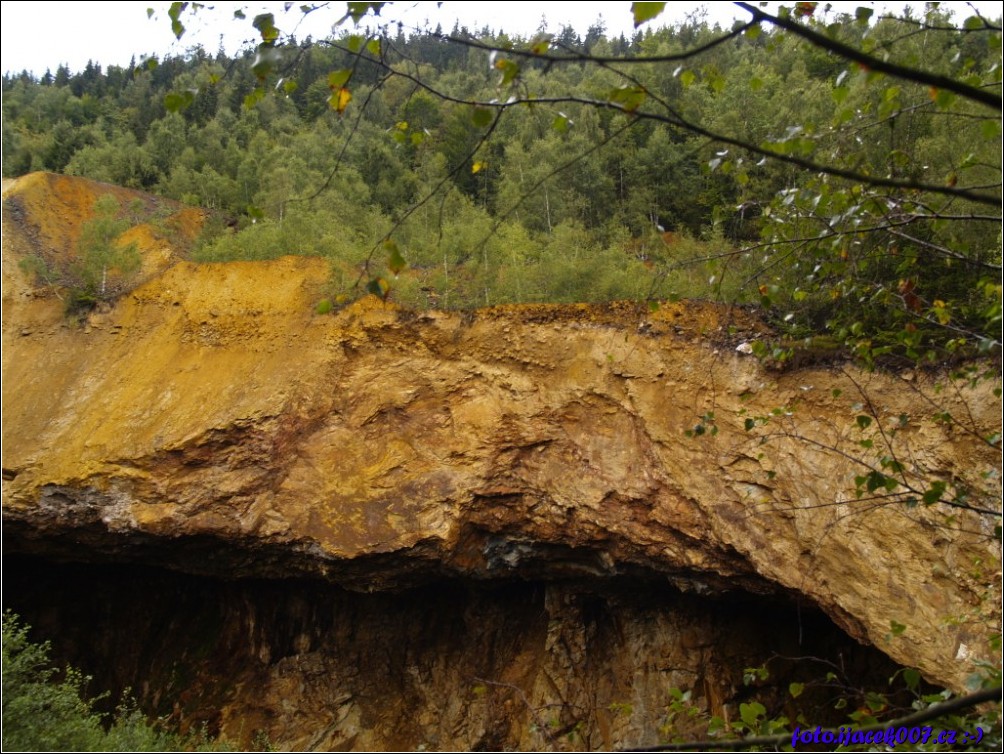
(3, 2, 1000, 369)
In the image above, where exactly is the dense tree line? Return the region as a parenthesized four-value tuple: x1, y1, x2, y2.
(3, 4, 1000, 363)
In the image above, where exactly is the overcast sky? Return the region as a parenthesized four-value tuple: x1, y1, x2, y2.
(1, 1, 999, 77)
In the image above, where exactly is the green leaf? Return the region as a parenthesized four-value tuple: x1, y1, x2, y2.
(243, 89, 265, 109)
(530, 34, 553, 54)
(854, 6, 874, 24)
(903, 668, 921, 691)
(493, 57, 520, 86)
(327, 69, 352, 90)
(865, 692, 887, 712)
(233, 9, 246, 19)
(253, 13, 279, 44)
(740, 701, 766, 727)
(679, 69, 696, 88)
(864, 470, 888, 492)
(164, 89, 194, 112)
(607, 85, 647, 113)
(366, 277, 390, 299)
(471, 107, 494, 128)
(632, 2, 667, 28)
(922, 481, 947, 505)
(347, 34, 365, 53)
(168, 1, 187, 39)
(856, 415, 872, 430)
(366, 38, 381, 56)
(744, 418, 756, 431)
(385, 240, 407, 275)
(931, 87, 956, 109)
(880, 456, 903, 474)
(789, 682, 804, 698)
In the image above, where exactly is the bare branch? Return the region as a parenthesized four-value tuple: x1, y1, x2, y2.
(439, 21, 758, 65)
(735, 2, 1002, 110)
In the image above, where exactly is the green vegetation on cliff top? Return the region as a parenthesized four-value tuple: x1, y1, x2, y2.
(3, 2, 1000, 368)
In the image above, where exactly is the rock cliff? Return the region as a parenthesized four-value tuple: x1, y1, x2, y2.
(3, 174, 1000, 750)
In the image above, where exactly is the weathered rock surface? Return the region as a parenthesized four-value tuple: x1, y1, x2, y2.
(3, 174, 1001, 749)
(3, 555, 911, 751)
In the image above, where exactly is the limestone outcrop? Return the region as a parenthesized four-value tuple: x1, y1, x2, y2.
(3, 174, 1000, 749)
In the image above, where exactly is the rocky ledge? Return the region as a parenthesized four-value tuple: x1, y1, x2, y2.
(3, 174, 1000, 749)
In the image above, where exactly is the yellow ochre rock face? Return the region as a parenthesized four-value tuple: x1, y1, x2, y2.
(2, 173, 1000, 704)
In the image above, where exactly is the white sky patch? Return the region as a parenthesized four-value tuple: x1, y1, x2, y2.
(1, 1, 998, 76)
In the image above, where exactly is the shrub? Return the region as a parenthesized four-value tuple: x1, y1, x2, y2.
(70, 194, 141, 309)
(1, 611, 219, 752)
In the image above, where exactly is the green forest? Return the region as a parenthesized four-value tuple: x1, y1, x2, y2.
(3, 1, 1001, 365)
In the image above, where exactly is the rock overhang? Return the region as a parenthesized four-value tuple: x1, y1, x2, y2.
(3, 173, 1000, 698)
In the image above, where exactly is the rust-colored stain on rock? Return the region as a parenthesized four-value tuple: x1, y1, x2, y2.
(2, 174, 1000, 749)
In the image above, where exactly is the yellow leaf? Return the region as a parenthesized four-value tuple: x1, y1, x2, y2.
(472, 160, 487, 174)
(328, 87, 352, 113)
